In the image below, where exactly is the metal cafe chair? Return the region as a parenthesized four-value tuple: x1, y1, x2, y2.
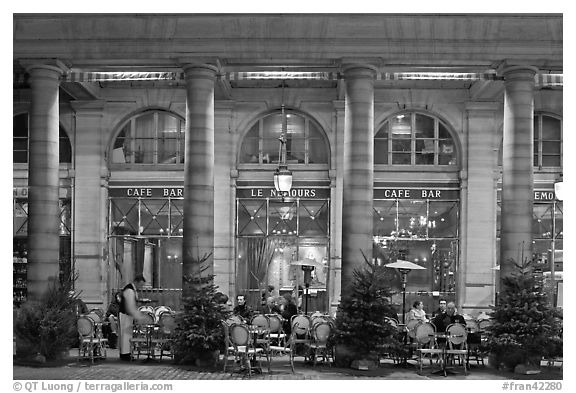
(77, 315, 108, 364)
(445, 323, 468, 375)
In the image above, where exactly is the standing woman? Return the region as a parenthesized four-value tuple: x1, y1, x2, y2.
(118, 275, 147, 361)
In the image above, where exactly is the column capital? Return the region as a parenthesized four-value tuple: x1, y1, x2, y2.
(181, 63, 219, 82)
(341, 63, 378, 79)
(498, 63, 539, 81)
(19, 58, 70, 76)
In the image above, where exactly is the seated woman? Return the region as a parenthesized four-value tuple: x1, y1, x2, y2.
(407, 300, 429, 323)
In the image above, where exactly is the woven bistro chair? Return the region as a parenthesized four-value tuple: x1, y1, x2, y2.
(445, 323, 468, 375)
(228, 323, 267, 377)
(156, 311, 176, 360)
(266, 314, 287, 348)
(77, 315, 108, 364)
(306, 321, 333, 366)
(414, 322, 443, 375)
(130, 311, 156, 360)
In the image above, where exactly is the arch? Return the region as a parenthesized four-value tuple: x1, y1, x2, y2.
(374, 110, 462, 169)
(237, 108, 331, 166)
(108, 108, 185, 167)
(13, 112, 72, 164)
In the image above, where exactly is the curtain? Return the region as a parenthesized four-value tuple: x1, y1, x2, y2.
(247, 237, 275, 292)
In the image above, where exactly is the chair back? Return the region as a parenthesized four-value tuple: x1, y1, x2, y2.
(466, 319, 480, 333)
(251, 314, 270, 329)
(478, 319, 492, 331)
(384, 317, 399, 330)
(138, 305, 155, 314)
(154, 305, 172, 321)
(446, 323, 468, 346)
(415, 322, 436, 346)
(266, 314, 283, 333)
(137, 311, 155, 326)
(158, 312, 177, 335)
(229, 324, 250, 347)
(291, 314, 311, 334)
(311, 322, 331, 345)
(89, 308, 105, 320)
(225, 315, 244, 326)
(77, 316, 96, 338)
(87, 311, 102, 324)
(406, 319, 420, 338)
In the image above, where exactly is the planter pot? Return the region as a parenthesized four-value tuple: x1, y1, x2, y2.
(194, 350, 219, 368)
(333, 344, 355, 368)
(334, 344, 378, 369)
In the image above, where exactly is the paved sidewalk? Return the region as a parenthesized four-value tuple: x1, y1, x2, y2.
(13, 348, 562, 381)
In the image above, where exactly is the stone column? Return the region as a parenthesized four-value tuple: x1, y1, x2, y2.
(181, 64, 217, 292)
(462, 102, 500, 313)
(500, 65, 538, 280)
(341, 65, 376, 296)
(24, 60, 67, 301)
(70, 100, 107, 307)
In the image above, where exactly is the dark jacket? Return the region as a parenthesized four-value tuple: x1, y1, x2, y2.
(281, 303, 298, 335)
(233, 304, 253, 320)
(431, 312, 466, 333)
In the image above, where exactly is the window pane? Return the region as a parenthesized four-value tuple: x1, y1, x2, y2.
(237, 200, 267, 236)
(133, 139, 155, 163)
(373, 200, 397, 237)
(269, 201, 297, 235)
(308, 138, 328, 164)
(438, 122, 451, 139)
(542, 156, 561, 167)
(240, 124, 260, 163)
(134, 113, 156, 163)
(13, 114, 28, 138)
(110, 199, 139, 235)
(415, 114, 434, 138)
(542, 141, 561, 155)
(389, 115, 411, 136)
(392, 153, 411, 165)
(415, 152, 435, 165)
(397, 200, 427, 238)
(533, 204, 553, 239)
(392, 139, 411, 152)
(541, 116, 561, 140)
(112, 125, 130, 163)
(428, 201, 458, 238)
(286, 135, 305, 163)
(59, 128, 72, 163)
(170, 199, 184, 236)
(375, 122, 389, 138)
(157, 114, 180, 164)
(374, 139, 389, 164)
(299, 200, 328, 236)
(140, 199, 170, 236)
(308, 122, 328, 164)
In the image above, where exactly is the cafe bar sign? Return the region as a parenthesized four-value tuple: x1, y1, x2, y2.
(374, 187, 459, 200)
(109, 187, 183, 198)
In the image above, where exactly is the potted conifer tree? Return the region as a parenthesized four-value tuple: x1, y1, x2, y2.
(330, 253, 400, 369)
(485, 258, 563, 373)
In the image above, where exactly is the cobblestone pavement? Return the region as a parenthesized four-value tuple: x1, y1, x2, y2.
(13, 349, 562, 381)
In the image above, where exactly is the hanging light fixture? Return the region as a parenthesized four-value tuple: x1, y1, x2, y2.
(273, 80, 293, 194)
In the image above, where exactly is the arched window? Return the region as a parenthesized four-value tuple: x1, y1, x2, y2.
(239, 110, 329, 165)
(375, 112, 458, 166)
(111, 110, 185, 165)
(534, 113, 562, 168)
(13, 113, 72, 163)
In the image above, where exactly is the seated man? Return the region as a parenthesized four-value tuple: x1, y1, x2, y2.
(232, 294, 253, 320)
(431, 301, 466, 333)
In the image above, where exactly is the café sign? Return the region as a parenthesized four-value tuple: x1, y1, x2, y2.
(109, 187, 183, 198)
(373, 188, 459, 200)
